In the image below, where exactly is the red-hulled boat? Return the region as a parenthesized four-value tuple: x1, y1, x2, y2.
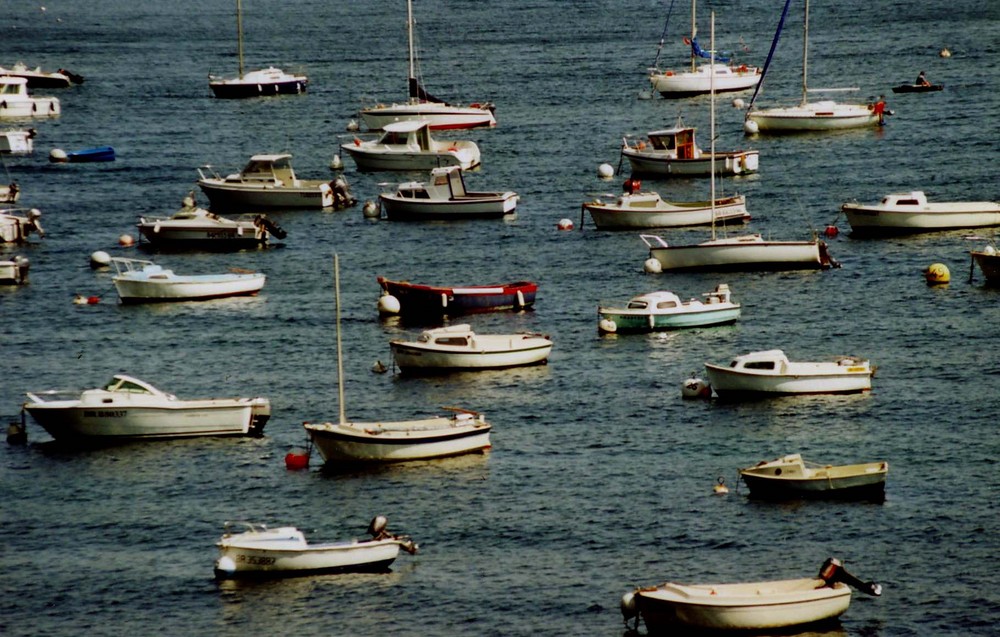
(377, 276, 537, 317)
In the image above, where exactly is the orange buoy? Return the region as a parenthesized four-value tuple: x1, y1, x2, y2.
(284, 450, 310, 470)
(823, 225, 839, 238)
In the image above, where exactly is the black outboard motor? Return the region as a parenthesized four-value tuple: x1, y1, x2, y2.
(254, 215, 287, 240)
(819, 557, 882, 597)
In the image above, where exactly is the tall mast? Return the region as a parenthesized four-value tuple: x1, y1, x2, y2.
(334, 254, 346, 425)
(407, 0, 416, 95)
(690, 0, 697, 73)
(709, 11, 716, 241)
(801, 0, 809, 105)
(236, 0, 244, 79)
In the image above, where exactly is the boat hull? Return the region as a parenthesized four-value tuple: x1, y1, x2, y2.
(379, 193, 517, 220)
(637, 579, 852, 632)
(843, 203, 1000, 235)
(741, 472, 886, 501)
(891, 84, 942, 93)
(342, 146, 477, 172)
(198, 180, 333, 210)
(208, 76, 307, 99)
(113, 273, 265, 303)
(598, 305, 740, 333)
(359, 104, 496, 131)
(585, 196, 748, 229)
(648, 239, 825, 272)
(650, 67, 761, 98)
(137, 221, 267, 247)
(971, 250, 1000, 283)
(747, 102, 879, 132)
(390, 340, 552, 371)
(0, 130, 33, 154)
(305, 417, 492, 464)
(704, 364, 872, 397)
(0, 257, 29, 284)
(215, 539, 401, 577)
(621, 149, 758, 177)
(0, 97, 61, 119)
(23, 400, 269, 440)
(378, 277, 537, 316)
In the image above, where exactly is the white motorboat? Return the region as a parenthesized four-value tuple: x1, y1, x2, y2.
(620, 124, 758, 177)
(358, 0, 495, 131)
(341, 121, 481, 172)
(842, 191, 1000, 235)
(971, 244, 1000, 284)
(704, 349, 874, 398)
(641, 232, 834, 271)
(621, 558, 882, 633)
(303, 256, 492, 467)
(739, 454, 888, 501)
(582, 188, 748, 230)
(1, 128, 34, 154)
(137, 193, 285, 248)
(22, 374, 271, 441)
(390, 324, 552, 372)
(0, 255, 29, 284)
(597, 284, 740, 334)
(208, 0, 307, 98)
(0, 76, 60, 119)
(110, 257, 265, 303)
(0, 63, 82, 88)
(197, 154, 346, 210)
(646, 0, 760, 98)
(378, 166, 517, 220)
(214, 515, 417, 578)
(745, 0, 880, 133)
(0, 207, 44, 243)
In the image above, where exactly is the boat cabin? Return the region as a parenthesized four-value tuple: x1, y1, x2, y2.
(394, 166, 467, 201)
(417, 324, 476, 347)
(0, 76, 30, 98)
(626, 291, 683, 310)
(880, 191, 928, 208)
(727, 349, 790, 372)
(377, 120, 434, 150)
(227, 154, 301, 186)
(646, 127, 701, 159)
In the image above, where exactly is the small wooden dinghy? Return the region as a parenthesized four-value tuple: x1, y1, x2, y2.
(739, 453, 888, 501)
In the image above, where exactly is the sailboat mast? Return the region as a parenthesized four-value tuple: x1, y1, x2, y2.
(690, 0, 697, 73)
(407, 0, 416, 101)
(710, 12, 716, 241)
(236, 0, 244, 79)
(334, 254, 346, 425)
(801, 0, 809, 105)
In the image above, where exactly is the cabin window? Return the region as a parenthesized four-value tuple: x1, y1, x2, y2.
(742, 361, 776, 370)
(382, 132, 406, 145)
(898, 199, 919, 206)
(656, 301, 678, 309)
(434, 337, 468, 347)
(626, 301, 648, 309)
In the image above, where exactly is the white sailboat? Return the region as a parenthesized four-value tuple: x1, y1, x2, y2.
(303, 256, 492, 466)
(358, 0, 496, 131)
(641, 14, 835, 272)
(744, 0, 880, 133)
(208, 0, 308, 99)
(647, 0, 761, 98)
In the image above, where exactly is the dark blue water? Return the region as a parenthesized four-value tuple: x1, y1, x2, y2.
(3, 1, 999, 635)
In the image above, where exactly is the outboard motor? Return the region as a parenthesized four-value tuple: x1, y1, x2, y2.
(254, 215, 287, 240)
(368, 515, 390, 540)
(819, 557, 882, 597)
(28, 209, 44, 238)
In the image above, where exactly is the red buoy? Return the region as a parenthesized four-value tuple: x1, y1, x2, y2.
(284, 451, 310, 470)
(823, 225, 839, 238)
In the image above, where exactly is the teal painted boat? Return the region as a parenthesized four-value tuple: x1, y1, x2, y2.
(598, 284, 740, 334)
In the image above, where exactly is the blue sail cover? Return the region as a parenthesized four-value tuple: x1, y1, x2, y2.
(691, 37, 731, 64)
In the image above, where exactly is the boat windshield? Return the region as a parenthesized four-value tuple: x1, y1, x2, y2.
(626, 301, 649, 309)
(106, 377, 153, 394)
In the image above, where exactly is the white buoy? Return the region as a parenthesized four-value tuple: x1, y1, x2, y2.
(215, 556, 237, 576)
(557, 218, 574, 231)
(49, 148, 68, 163)
(377, 294, 401, 315)
(637, 89, 653, 100)
(329, 154, 344, 170)
(743, 119, 759, 135)
(984, 245, 997, 256)
(597, 163, 614, 179)
(682, 377, 712, 399)
(731, 97, 745, 109)
(90, 250, 111, 267)
(362, 200, 379, 218)
(346, 119, 360, 131)
(118, 234, 134, 247)
(73, 294, 88, 305)
(598, 318, 617, 334)
(939, 48, 952, 58)
(372, 360, 388, 374)
(643, 258, 662, 273)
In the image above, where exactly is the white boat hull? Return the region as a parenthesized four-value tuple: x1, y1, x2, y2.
(113, 273, 265, 303)
(305, 415, 491, 464)
(646, 235, 825, 272)
(391, 340, 551, 371)
(637, 579, 852, 631)
(585, 195, 748, 229)
(621, 148, 758, 176)
(705, 364, 872, 396)
(136, 220, 267, 246)
(0, 97, 61, 119)
(342, 146, 478, 172)
(215, 538, 401, 576)
(843, 203, 1000, 235)
(650, 65, 761, 97)
(360, 104, 496, 131)
(971, 250, 1000, 283)
(1, 129, 33, 153)
(747, 101, 879, 132)
(380, 192, 517, 220)
(197, 180, 333, 209)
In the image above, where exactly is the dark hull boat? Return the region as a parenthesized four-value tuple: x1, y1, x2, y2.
(377, 276, 537, 317)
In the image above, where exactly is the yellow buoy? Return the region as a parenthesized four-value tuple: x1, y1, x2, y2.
(924, 262, 950, 284)
(713, 477, 729, 495)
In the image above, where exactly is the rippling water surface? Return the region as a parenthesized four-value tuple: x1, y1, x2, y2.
(2, 1, 999, 635)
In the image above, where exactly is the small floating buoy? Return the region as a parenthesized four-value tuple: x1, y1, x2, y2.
(329, 154, 344, 170)
(346, 119, 360, 132)
(7, 421, 27, 445)
(823, 224, 839, 238)
(643, 257, 662, 273)
(924, 262, 950, 284)
(637, 88, 653, 100)
(118, 234, 135, 247)
(377, 293, 401, 315)
(557, 218, 574, 231)
(215, 556, 237, 576)
(372, 360, 388, 374)
(598, 318, 617, 334)
(87, 295, 100, 304)
(284, 449, 310, 470)
(90, 250, 111, 267)
(732, 97, 745, 109)
(73, 294, 87, 305)
(362, 200, 379, 218)
(743, 119, 759, 135)
(49, 148, 68, 163)
(939, 48, 952, 58)
(682, 376, 712, 399)
(597, 163, 614, 179)
(713, 477, 729, 495)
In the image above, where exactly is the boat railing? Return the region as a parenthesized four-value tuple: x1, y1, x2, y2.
(110, 257, 155, 276)
(197, 165, 224, 181)
(639, 234, 669, 249)
(24, 390, 80, 403)
(222, 520, 269, 534)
